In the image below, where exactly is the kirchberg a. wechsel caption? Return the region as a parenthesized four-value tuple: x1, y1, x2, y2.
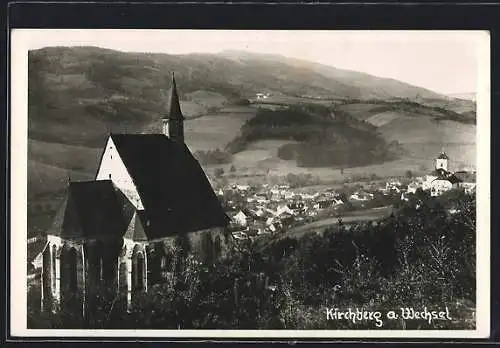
(325, 307, 452, 328)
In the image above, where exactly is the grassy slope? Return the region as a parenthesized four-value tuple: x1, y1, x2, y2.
(28, 160, 93, 198)
(28, 139, 101, 173)
(336, 101, 476, 170)
(231, 100, 476, 178)
(144, 106, 256, 152)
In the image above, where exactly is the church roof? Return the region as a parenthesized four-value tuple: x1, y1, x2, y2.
(431, 168, 449, 177)
(432, 172, 462, 185)
(437, 152, 449, 160)
(124, 211, 148, 242)
(27, 239, 48, 265)
(48, 180, 129, 239)
(110, 134, 230, 239)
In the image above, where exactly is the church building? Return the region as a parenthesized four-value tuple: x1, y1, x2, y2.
(37, 74, 231, 315)
(423, 151, 462, 196)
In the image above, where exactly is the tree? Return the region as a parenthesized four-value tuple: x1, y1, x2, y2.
(214, 168, 225, 178)
(27, 190, 475, 330)
(405, 170, 413, 179)
(229, 165, 236, 173)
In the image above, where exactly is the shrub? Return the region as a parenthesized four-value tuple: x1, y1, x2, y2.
(214, 168, 225, 178)
(194, 149, 233, 165)
(28, 194, 476, 330)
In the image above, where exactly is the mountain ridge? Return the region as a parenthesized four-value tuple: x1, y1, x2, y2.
(31, 46, 460, 100)
(216, 49, 459, 101)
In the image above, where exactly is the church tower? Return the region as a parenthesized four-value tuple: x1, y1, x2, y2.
(162, 73, 185, 142)
(435, 150, 449, 172)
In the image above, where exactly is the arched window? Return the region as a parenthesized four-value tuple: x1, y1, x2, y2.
(89, 241, 104, 286)
(51, 244, 57, 291)
(214, 235, 222, 258)
(66, 248, 78, 293)
(148, 244, 165, 284)
(118, 259, 128, 309)
(42, 244, 52, 302)
(201, 233, 214, 264)
(99, 257, 104, 281)
(137, 253, 145, 290)
(60, 246, 78, 307)
(102, 249, 117, 285)
(132, 247, 146, 292)
(164, 252, 173, 273)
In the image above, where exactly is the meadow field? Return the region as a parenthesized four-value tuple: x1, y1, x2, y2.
(184, 106, 256, 152)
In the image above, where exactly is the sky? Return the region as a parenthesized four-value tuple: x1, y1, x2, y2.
(14, 29, 488, 95)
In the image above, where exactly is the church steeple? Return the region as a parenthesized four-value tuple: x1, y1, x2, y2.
(436, 148, 449, 172)
(162, 72, 184, 142)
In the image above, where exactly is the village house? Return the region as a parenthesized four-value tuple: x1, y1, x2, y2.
(265, 216, 281, 232)
(287, 201, 305, 214)
(278, 213, 295, 228)
(313, 197, 343, 210)
(232, 210, 249, 227)
(349, 191, 374, 202)
(384, 181, 402, 194)
(34, 74, 231, 315)
(455, 171, 477, 194)
(255, 92, 269, 100)
(275, 204, 295, 217)
(236, 184, 250, 192)
(232, 231, 250, 241)
(406, 182, 420, 194)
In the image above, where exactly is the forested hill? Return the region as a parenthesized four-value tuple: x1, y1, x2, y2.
(226, 104, 404, 168)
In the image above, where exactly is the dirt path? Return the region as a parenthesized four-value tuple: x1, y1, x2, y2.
(282, 205, 393, 239)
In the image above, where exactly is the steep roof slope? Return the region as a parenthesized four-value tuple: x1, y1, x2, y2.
(110, 134, 229, 239)
(48, 180, 129, 239)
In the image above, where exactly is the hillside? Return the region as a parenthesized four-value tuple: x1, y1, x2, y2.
(226, 104, 403, 168)
(219, 50, 477, 109)
(29, 46, 475, 146)
(219, 50, 442, 99)
(447, 92, 476, 102)
(28, 46, 476, 197)
(335, 99, 475, 125)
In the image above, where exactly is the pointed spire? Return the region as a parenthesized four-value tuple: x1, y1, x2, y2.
(105, 123, 112, 137)
(164, 72, 185, 142)
(169, 72, 184, 120)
